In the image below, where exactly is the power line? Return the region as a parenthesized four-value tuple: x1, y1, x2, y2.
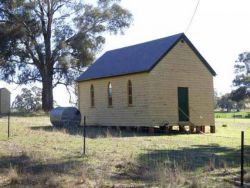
(185, 0, 200, 33)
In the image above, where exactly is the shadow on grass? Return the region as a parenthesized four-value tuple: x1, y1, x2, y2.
(0, 154, 83, 174)
(29, 125, 195, 138)
(111, 144, 250, 185)
(0, 154, 84, 186)
(139, 144, 250, 170)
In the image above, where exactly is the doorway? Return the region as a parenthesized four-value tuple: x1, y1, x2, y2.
(178, 87, 189, 122)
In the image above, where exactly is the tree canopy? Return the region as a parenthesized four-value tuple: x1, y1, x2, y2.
(0, 0, 133, 111)
(217, 93, 245, 112)
(12, 86, 42, 112)
(232, 52, 250, 101)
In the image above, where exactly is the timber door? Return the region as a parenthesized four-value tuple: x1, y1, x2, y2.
(178, 87, 189, 122)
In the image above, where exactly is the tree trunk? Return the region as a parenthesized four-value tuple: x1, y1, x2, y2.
(42, 75, 53, 112)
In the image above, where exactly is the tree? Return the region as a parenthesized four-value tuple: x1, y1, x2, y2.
(217, 93, 245, 112)
(217, 93, 234, 112)
(234, 101, 245, 112)
(232, 52, 250, 101)
(214, 89, 219, 109)
(12, 86, 42, 112)
(0, 0, 132, 111)
(230, 88, 246, 112)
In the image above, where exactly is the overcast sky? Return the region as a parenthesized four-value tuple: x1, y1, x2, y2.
(1, 0, 250, 106)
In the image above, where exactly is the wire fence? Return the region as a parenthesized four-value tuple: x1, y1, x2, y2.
(78, 124, 250, 176)
(135, 132, 250, 186)
(141, 138, 249, 168)
(81, 125, 249, 185)
(1, 114, 250, 185)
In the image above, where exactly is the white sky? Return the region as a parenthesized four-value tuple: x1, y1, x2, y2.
(1, 0, 250, 106)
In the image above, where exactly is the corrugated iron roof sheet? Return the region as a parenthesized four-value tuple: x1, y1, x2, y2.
(77, 33, 215, 81)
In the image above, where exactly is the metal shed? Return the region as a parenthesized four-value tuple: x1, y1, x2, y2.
(0, 88, 11, 115)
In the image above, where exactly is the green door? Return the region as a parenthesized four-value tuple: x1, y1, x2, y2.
(178, 87, 189, 122)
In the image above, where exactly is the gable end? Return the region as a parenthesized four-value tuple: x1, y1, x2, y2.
(148, 34, 216, 76)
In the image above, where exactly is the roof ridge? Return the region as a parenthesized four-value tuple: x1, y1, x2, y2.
(105, 33, 184, 53)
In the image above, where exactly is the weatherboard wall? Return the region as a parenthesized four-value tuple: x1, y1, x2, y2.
(78, 73, 151, 126)
(148, 40, 215, 126)
(78, 40, 215, 127)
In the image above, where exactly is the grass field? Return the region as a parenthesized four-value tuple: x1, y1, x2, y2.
(0, 116, 250, 187)
(215, 110, 250, 119)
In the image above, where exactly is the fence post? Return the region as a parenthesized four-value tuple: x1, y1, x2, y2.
(241, 131, 244, 187)
(83, 116, 86, 155)
(8, 112, 10, 138)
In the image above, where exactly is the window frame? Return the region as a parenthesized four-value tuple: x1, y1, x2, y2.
(90, 84, 95, 107)
(127, 80, 133, 106)
(107, 82, 113, 107)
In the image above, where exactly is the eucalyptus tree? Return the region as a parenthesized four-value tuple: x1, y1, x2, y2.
(232, 52, 250, 101)
(12, 86, 42, 112)
(0, 0, 132, 111)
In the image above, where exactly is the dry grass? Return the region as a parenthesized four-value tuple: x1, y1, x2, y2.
(245, 173, 250, 183)
(7, 166, 19, 185)
(157, 165, 186, 187)
(0, 115, 249, 187)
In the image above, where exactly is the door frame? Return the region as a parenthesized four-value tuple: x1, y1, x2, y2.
(177, 87, 190, 122)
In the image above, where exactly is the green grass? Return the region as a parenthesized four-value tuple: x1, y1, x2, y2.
(0, 116, 250, 187)
(215, 110, 250, 118)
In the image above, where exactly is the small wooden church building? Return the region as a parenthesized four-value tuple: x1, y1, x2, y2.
(77, 33, 216, 132)
(0, 88, 11, 115)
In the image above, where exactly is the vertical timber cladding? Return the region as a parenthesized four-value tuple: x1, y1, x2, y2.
(0, 88, 11, 115)
(178, 87, 189, 122)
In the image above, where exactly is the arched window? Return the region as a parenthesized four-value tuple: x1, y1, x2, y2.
(90, 85, 94, 107)
(128, 80, 133, 105)
(108, 82, 112, 106)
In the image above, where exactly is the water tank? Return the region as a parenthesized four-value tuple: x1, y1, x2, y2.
(50, 107, 81, 127)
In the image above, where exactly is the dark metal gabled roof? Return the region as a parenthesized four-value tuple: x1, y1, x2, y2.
(77, 33, 216, 82)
